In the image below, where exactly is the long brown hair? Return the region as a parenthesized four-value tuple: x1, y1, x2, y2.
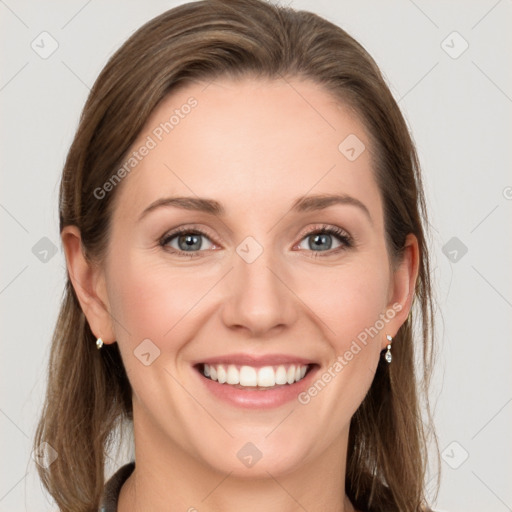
(33, 1, 440, 510)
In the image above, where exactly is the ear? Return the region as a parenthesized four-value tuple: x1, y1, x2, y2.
(61, 225, 116, 344)
(381, 233, 420, 350)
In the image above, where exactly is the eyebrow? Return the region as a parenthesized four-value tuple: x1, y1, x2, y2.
(137, 193, 372, 223)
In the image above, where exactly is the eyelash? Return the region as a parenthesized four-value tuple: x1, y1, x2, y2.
(159, 224, 354, 259)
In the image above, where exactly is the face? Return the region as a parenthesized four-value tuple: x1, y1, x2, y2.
(87, 77, 414, 478)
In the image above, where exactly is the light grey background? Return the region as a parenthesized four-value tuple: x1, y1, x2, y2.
(1, 1, 511, 511)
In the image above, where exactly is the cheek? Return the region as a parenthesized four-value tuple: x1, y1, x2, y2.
(302, 260, 390, 346)
(296, 258, 390, 403)
(297, 259, 390, 417)
(106, 254, 212, 346)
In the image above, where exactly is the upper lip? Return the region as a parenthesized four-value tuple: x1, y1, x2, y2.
(192, 353, 315, 367)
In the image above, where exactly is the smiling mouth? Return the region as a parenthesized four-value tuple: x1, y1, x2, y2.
(195, 363, 314, 389)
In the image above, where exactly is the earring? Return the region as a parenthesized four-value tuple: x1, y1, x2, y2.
(384, 334, 393, 363)
(96, 337, 104, 350)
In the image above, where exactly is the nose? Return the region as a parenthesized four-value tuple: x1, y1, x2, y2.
(220, 242, 298, 338)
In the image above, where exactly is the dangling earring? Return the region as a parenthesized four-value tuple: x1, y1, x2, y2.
(96, 337, 104, 350)
(384, 334, 393, 363)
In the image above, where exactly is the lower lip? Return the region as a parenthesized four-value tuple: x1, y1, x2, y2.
(194, 365, 319, 409)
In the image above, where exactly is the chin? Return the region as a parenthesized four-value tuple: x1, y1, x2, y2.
(191, 433, 312, 479)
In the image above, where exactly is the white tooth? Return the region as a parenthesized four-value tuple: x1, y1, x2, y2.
(257, 366, 276, 387)
(226, 364, 240, 385)
(239, 365, 257, 386)
(217, 364, 227, 384)
(286, 365, 296, 384)
(275, 365, 287, 385)
(208, 363, 307, 387)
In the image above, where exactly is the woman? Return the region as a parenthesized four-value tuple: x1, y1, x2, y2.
(33, 0, 440, 510)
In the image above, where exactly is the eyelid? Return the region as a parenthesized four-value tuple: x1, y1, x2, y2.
(294, 223, 353, 244)
(160, 224, 222, 246)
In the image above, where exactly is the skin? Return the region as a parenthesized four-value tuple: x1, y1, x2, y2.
(62, 76, 419, 512)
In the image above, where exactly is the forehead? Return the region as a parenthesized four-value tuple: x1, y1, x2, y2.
(111, 76, 382, 226)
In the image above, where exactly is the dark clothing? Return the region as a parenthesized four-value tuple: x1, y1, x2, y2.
(99, 462, 135, 512)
